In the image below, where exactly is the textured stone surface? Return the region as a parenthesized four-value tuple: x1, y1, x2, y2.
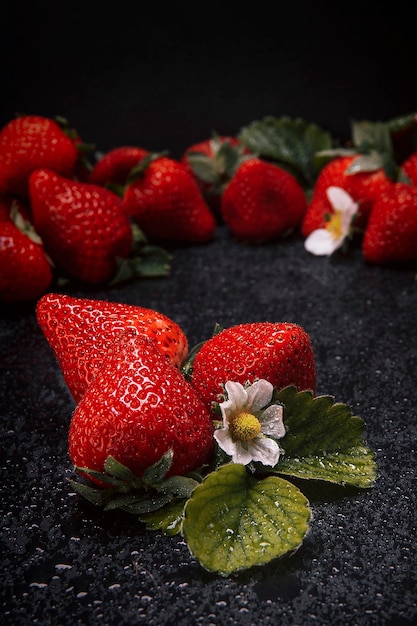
(1, 227, 416, 625)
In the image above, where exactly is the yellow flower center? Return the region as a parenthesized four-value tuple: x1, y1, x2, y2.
(230, 412, 262, 441)
(326, 210, 344, 240)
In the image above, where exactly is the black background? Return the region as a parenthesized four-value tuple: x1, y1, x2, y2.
(2, 1, 417, 157)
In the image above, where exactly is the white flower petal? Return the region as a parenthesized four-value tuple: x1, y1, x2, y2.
(326, 186, 356, 213)
(259, 404, 285, 439)
(224, 381, 247, 411)
(246, 379, 274, 412)
(304, 229, 338, 256)
(248, 436, 281, 467)
(215, 428, 254, 464)
(214, 427, 236, 456)
(231, 441, 256, 465)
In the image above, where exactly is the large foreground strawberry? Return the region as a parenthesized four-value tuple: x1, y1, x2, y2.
(68, 332, 214, 482)
(189, 322, 316, 411)
(36, 293, 189, 402)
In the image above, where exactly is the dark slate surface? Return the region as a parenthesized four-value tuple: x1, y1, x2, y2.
(1, 226, 416, 626)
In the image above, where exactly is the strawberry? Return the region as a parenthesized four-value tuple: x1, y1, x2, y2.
(401, 151, 417, 186)
(68, 332, 214, 482)
(181, 135, 251, 215)
(362, 182, 417, 264)
(89, 146, 149, 187)
(36, 293, 189, 402)
(220, 157, 308, 241)
(0, 219, 53, 304)
(188, 322, 316, 411)
(0, 115, 78, 198)
(301, 155, 393, 237)
(122, 154, 216, 243)
(29, 169, 133, 284)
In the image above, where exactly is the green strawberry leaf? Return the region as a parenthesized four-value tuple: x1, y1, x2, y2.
(386, 111, 417, 164)
(186, 152, 220, 184)
(103, 456, 142, 483)
(182, 463, 311, 576)
(68, 478, 116, 506)
(154, 475, 199, 498)
(238, 115, 333, 188)
(269, 386, 377, 488)
(140, 499, 187, 535)
(276, 446, 376, 487)
(110, 493, 174, 514)
(142, 449, 174, 484)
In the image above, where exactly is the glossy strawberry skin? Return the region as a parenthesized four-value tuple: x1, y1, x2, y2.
(0, 221, 53, 303)
(301, 156, 392, 237)
(0, 116, 78, 198)
(89, 146, 149, 186)
(122, 156, 216, 243)
(221, 158, 307, 241)
(190, 322, 316, 410)
(36, 293, 189, 402)
(68, 333, 214, 481)
(362, 183, 417, 264)
(29, 169, 133, 284)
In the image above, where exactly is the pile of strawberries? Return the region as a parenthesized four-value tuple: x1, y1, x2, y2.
(1, 112, 417, 305)
(36, 292, 316, 484)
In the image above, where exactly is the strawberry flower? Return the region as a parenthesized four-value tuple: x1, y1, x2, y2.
(304, 186, 359, 255)
(214, 379, 285, 467)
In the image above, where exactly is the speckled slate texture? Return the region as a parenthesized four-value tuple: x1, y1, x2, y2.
(1, 227, 416, 626)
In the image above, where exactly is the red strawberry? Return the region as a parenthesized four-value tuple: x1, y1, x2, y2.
(181, 135, 251, 215)
(29, 169, 133, 284)
(0, 115, 78, 198)
(68, 332, 214, 482)
(362, 182, 417, 264)
(122, 154, 216, 243)
(220, 157, 308, 241)
(301, 155, 392, 237)
(89, 146, 149, 187)
(0, 219, 52, 303)
(189, 322, 316, 411)
(36, 293, 189, 402)
(402, 151, 417, 186)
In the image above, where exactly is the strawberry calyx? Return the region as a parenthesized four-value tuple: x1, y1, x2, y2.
(186, 133, 252, 196)
(109, 222, 172, 285)
(69, 450, 201, 515)
(126, 150, 170, 184)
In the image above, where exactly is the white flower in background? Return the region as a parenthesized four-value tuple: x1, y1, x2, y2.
(304, 186, 359, 256)
(214, 379, 286, 467)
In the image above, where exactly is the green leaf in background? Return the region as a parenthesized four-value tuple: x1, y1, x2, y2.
(238, 115, 333, 188)
(271, 386, 377, 488)
(182, 463, 311, 576)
